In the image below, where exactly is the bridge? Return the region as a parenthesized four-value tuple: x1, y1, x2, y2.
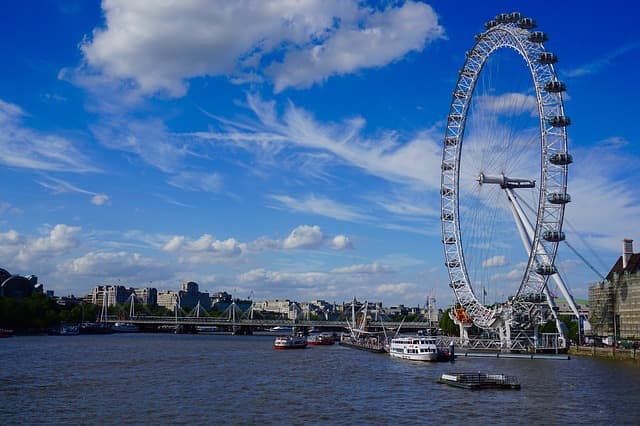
(104, 315, 433, 332)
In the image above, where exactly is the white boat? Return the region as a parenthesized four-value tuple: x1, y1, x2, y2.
(110, 322, 139, 333)
(389, 335, 438, 361)
(274, 335, 307, 349)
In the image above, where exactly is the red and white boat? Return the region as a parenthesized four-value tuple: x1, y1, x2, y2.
(274, 335, 308, 349)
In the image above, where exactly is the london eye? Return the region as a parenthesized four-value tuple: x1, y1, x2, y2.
(440, 12, 576, 348)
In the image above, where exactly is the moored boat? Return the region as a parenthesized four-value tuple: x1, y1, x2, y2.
(110, 322, 139, 333)
(389, 335, 439, 361)
(79, 322, 113, 335)
(274, 335, 308, 349)
(0, 328, 14, 338)
(307, 333, 335, 345)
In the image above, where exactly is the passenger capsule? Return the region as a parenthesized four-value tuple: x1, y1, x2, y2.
(549, 152, 573, 165)
(538, 52, 558, 64)
(495, 13, 510, 23)
(548, 115, 571, 127)
(509, 12, 523, 22)
(517, 17, 537, 29)
(535, 264, 557, 275)
(484, 20, 498, 30)
(442, 236, 456, 244)
(442, 213, 454, 221)
(543, 230, 565, 242)
(544, 80, 566, 93)
(445, 136, 458, 146)
(547, 192, 571, 204)
(529, 32, 548, 43)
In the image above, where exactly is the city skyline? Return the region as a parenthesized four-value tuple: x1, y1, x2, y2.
(1, 1, 639, 306)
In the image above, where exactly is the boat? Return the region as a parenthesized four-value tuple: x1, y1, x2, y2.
(49, 324, 80, 336)
(339, 300, 393, 353)
(389, 335, 439, 361)
(110, 322, 140, 333)
(268, 326, 293, 333)
(196, 325, 219, 333)
(274, 335, 308, 349)
(437, 372, 521, 390)
(79, 322, 113, 335)
(0, 328, 14, 338)
(307, 333, 335, 345)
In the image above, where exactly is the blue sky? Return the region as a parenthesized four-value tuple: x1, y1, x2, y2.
(1, 0, 638, 307)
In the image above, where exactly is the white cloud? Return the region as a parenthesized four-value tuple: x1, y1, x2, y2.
(565, 41, 640, 78)
(332, 262, 393, 274)
(0, 99, 99, 173)
(283, 225, 324, 249)
(268, 194, 371, 223)
(167, 171, 223, 193)
(268, 1, 443, 91)
(331, 235, 352, 250)
(162, 234, 244, 264)
(374, 282, 416, 296)
(482, 255, 508, 268)
(195, 95, 444, 189)
(0, 225, 82, 267)
(79, 0, 443, 96)
(475, 93, 538, 117)
(59, 251, 162, 278)
(36, 175, 109, 206)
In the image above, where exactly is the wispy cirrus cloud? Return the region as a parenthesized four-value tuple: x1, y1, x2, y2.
(564, 41, 640, 78)
(268, 194, 371, 223)
(193, 94, 443, 189)
(0, 99, 99, 173)
(36, 175, 110, 206)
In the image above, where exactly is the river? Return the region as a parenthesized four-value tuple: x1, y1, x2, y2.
(1, 333, 639, 425)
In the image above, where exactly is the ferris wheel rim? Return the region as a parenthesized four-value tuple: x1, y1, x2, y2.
(440, 14, 571, 329)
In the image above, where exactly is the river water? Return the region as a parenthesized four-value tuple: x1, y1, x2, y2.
(1, 333, 639, 425)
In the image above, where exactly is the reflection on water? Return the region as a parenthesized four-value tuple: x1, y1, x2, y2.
(2, 334, 640, 424)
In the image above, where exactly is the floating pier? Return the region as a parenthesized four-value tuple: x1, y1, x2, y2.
(437, 372, 521, 390)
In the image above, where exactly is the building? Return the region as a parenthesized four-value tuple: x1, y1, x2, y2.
(89, 285, 157, 307)
(0, 268, 41, 299)
(589, 239, 640, 340)
(157, 281, 211, 311)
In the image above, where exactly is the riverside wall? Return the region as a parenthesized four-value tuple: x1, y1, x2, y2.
(569, 345, 639, 361)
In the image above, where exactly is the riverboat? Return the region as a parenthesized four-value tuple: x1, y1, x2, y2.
(79, 322, 113, 335)
(0, 328, 14, 338)
(111, 322, 139, 333)
(274, 335, 308, 349)
(389, 335, 438, 361)
(437, 372, 521, 390)
(307, 333, 335, 345)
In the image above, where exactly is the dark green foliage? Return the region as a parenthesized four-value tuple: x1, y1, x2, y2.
(439, 308, 459, 336)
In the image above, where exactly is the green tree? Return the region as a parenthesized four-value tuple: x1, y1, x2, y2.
(439, 308, 459, 336)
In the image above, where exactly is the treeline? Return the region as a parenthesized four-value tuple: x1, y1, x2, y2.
(0, 293, 175, 333)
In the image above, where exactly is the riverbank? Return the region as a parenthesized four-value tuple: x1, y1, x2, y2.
(569, 345, 639, 361)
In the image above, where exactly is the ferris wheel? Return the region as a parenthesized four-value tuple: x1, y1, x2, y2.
(440, 12, 575, 337)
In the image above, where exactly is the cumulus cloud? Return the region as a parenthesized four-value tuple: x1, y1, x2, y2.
(0, 99, 99, 173)
(331, 235, 352, 250)
(482, 255, 508, 268)
(79, 0, 443, 96)
(0, 225, 82, 267)
(162, 234, 244, 264)
(283, 225, 324, 249)
(59, 251, 163, 279)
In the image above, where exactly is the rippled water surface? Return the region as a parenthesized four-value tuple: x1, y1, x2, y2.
(2, 334, 640, 425)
